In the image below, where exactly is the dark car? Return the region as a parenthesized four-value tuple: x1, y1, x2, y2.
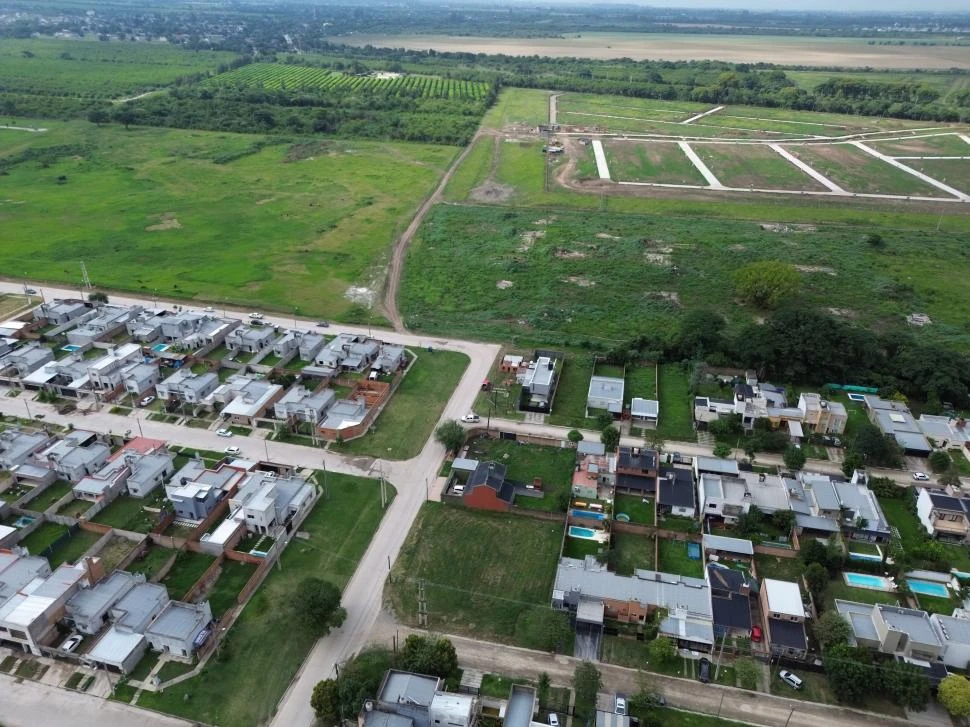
(698, 657, 711, 684)
(316, 321, 330, 328)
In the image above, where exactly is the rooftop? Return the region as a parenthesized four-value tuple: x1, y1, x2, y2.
(763, 579, 803, 618)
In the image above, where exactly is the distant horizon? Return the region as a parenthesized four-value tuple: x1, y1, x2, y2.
(488, 0, 970, 13)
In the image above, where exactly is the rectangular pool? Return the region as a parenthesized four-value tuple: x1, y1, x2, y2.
(151, 343, 170, 353)
(908, 579, 950, 598)
(568, 526, 597, 540)
(61, 344, 81, 352)
(571, 509, 606, 520)
(848, 551, 882, 562)
(844, 572, 895, 591)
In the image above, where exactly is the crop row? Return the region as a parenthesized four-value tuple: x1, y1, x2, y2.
(204, 63, 491, 100)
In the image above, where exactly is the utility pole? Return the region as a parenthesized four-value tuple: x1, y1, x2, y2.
(321, 458, 329, 500)
(80, 261, 92, 291)
(417, 578, 428, 627)
(486, 388, 498, 433)
(378, 462, 387, 509)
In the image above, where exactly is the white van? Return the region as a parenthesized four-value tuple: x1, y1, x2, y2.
(453, 485, 465, 495)
(778, 670, 803, 690)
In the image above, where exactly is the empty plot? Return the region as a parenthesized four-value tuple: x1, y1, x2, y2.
(867, 134, 970, 158)
(785, 144, 947, 197)
(695, 144, 828, 191)
(714, 104, 943, 136)
(559, 93, 705, 120)
(904, 159, 970, 194)
(605, 142, 706, 185)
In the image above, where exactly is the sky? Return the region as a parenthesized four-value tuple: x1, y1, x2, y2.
(627, 0, 968, 10)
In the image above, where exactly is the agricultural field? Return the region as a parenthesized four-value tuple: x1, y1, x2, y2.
(399, 204, 970, 349)
(0, 121, 456, 321)
(204, 63, 492, 100)
(0, 37, 236, 98)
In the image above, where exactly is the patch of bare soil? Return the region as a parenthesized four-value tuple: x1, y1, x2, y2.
(519, 230, 546, 251)
(828, 308, 857, 318)
(564, 276, 595, 287)
(470, 181, 514, 203)
(555, 249, 587, 259)
(794, 265, 836, 275)
(730, 244, 746, 251)
(645, 253, 672, 266)
(534, 218, 556, 225)
(496, 280, 514, 289)
(648, 291, 681, 306)
(285, 141, 333, 162)
(255, 198, 276, 206)
(596, 232, 621, 240)
(760, 222, 817, 233)
(145, 212, 181, 231)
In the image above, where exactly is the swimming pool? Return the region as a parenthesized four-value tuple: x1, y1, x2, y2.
(908, 579, 950, 598)
(12, 515, 35, 528)
(61, 344, 81, 352)
(151, 343, 170, 353)
(687, 542, 701, 560)
(848, 551, 883, 562)
(568, 526, 597, 539)
(571, 509, 606, 520)
(844, 572, 895, 591)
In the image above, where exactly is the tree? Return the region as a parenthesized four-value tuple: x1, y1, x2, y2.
(814, 611, 852, 649)
(647, 636, 676, 665)
(801, 538, 827, 568)
(311, 679, 340, 721)
(435, 420, 466, 453)
(804, 562, 828, 605)
(399, 635, 458, 678)
(771, 509, 796, 536)
(113, 106, 137, 129)
(88, 291, 108, 303)
(712, 442, 732, 459)
(567, 429, 584, 444)
(884, 658, 930, 711)
(595, 411, 614, 430)
(87, 108, 109, 126)
(735, 657, 760, 690)
(290, 577, 346, 636)
(841, 451, 864, 479)
(939, 464, 963, 488)
(938, 674, 970, 717)
(823, 645, 872, 703)
(850, 423, 903, 468)
(783, 445, 806, 472)
(732, 261, 800, 309)
(601, 425, 620, 452)
(929, 450, 951, 473)
(864, 232, 885, 248)
(573, 662, 602, 719)
(537, 672, 551, 709)
(518, 608, 572, 652)
(674, 309, 726, 359)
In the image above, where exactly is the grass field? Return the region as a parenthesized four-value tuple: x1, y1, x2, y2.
(160, 550, 215, 599)
(480, 88, 550, 130)
(47, 528, 102, 567)
(464, 437, 574, 511)
(92, 495, 161, 533)
(137, 474, 391, 726)
(868, 134, 970, 157)
(614, 494, 655, 525)
(331, 350, 468, 459)
(656, 365, 695, 442)
(204, 560, 257, 619)
(613, 532, 655, 576)
(694, 144, 826, 191)
(0, 38, 235, 98)
(127, 544, 175, 580)
(386, 503, 564, 647)
(605, 142, 706, 185)
(906, 159, 970, 195)
(1, 121, 455, 322)
(18, 521, 68, 556)
(657, 537, 704, 578)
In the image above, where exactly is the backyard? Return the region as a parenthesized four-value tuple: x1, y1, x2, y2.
(47, 529, 102, 568)
(612, 532, 655, 576)
(656, 364, 696, 442)
(92, 495, 166, 533)
(159, 550, 215, 600)
(386, 503, 564, 648)
(203, 560, 257, 618)
(137, 473, 392, 726)
(464, 436, 575, 512)
(657, 538, 704, 578)
(127, 544, 176, 580)
(614, 494, 655, 525)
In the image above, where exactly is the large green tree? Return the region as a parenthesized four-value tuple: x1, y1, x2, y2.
(435, 420, 466, 453)
(398, 635, 458, 678)
(732, 261, 800, 309)
(814, 611, 851, 650)
(938, 674, 970, 717)
(291, 577, 346, 636)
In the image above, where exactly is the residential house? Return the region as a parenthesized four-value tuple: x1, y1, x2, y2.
(500, 354, 524, 374)
(165, 460, 244, 520)
(462, 462, 515, 512)
(694, 384, 845, 438)
(760, 579, 808, 660)
(586, 375, 624, 417)
(85, 344, 144, 391)
(319, 398, 367, 437)
(120, 362, 159, 397)
(916, 487, 970, 543)
(229, 472, 316, 534)
(159, 312, 237, 351)
(125, 308, 169, 343)
(35, 299, 88, 326)
(65, 570, 141, 635)
(930, 613, 970, 669)
(701, 534, 754, 563)
(864, 395, 932, 456)
(553, 556, 714, 651)
(110, 582, 169, 633)
(31, 431, 110, 483)
(85, 626, 147, 674)
(0, 559, 88, 655)
(917, 415, 970, 452)
(657, 467, 696, 518)
(66, 305, 140, 346)
(0, 430, 52, 471)
(614, 447, 657, 496)
(697, 471, 790, 524)
(367, 669, 477, 727)
(373, 344, 405, 374)
(271, 331, 299, 359)
(693, 396, 737, 428)
(72, 456, 130, 503)
(73, 444, 176, 502)
(707, 563, 753, 639)
(274, 386, 335, 424)
(0, 342, 54, 377)
(504, 684, 536, 727)
(296, 332, 326, 362)
(225, 325, 274, 355)
(836, 600, 943, 662)
(694, 456, 740, 479)
(797, 393, 848, 435)
(122, 449, 176, 498)
(630, 398, 659, 428)
(572, 443, 614, 500)
(156, 369, 219, 404)
(145, 600, 213, 659)
(314, 333, 380, 373)
(216, 375, 284, 425)
(791, 473, 892, 543)
(519, 356, 560, 412)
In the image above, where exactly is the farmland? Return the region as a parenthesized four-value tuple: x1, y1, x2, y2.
(204, 63, 492, 100)
(0, 121, 456, 321)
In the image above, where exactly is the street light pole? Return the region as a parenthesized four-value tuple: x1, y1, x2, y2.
(136, 414, 144, 438)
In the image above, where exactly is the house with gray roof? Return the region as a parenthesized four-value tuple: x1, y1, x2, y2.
(864, 395, 932, 456)
(109, 582, 169, 633)
(694, 456, 740, 478)
(159, 312, 237, 351)
(0, 429, 52, 471)
(125, 308, 168, 343)
(229, 472, 315, 535)
(791, 472, 891, 543)
(297, 332, 327, 361)
(917, 487, 970, 544)
(370, 669, 477, 727)
(145, 600, 212, 659)
(66, 571, 141, 635)
(836, 600, 943, 662)
(226, 325, 274, 355)
(697, 471, 791, 524)
(216, 375, 284, 425)
(0, 561, 88, 655)
(630, 397, 659, 428)
(320, 398, 367, 433)
(85, 344, 144, 391)
(0, 342, 54, 378)
(32, 431, 110, 483)
(707, 563, 753, 639)
(657, 466, 695, 517)
(520, 356, 559, 411)
(271, 330, 299, 358)
(121, 362, 160, 397)
(35, 299, 88, 326)
(274, 386, 335, 424)
(931, 613, 970, 669)
(586, 375, 624, 417)
(373, 344, 405, 373)
(66, 305, 140, 346)
(85, 625, 147, 674)
(165, 460, 243, 520)
(157, 369, 218, 404)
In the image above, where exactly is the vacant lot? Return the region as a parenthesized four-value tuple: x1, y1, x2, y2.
(465, 436, 574, 511)
(160, 550, 214, 599)
(906, 159, 970, 195)
(387, 503, 564, 646)
(606, 142, 705, 185)
(0, 122, 455, 321)
(613, 532, 655, 576)
(137, 474, 391, 726)
(694, 144, 826, 191)
(784, 144, 945, 197)
(868, 133, 970, 157)
(92, 495, 162, 533)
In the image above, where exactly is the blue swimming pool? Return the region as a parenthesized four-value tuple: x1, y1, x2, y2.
(568, 526, 597, 539)
(687, 542, 701, 560)
(61, 344, 81, 352)
(844, 572, 895, 591)
(848, 551, 882, 562)
(12, 515, 35, 528)
(908, 579, 950, 598)
(571, 509, 606, 520)
(151, 343, 170, 353)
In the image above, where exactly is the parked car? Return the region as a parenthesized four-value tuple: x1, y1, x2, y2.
(751, 625, 762, 642)
(698, 657, 711, 684)
(778, 670, 803, 690)
(139, 395, 155, 407)
(224, 446, 242, 456)
(614, 696, 626, 716)
(248, 312, 263, 319)
(913, 472, 930, 481)
(548, 714, 559, 727)
(61, 634, 83, 653)
(316, 321, 330, 328)
(671, 452, 683, 464)
(25, 288, 37, 295)
(216, 428, 233, 438)
(203, 306, 215, 313)
(461, 413, 480, 423)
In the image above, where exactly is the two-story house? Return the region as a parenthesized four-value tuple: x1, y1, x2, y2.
(225, 325, 274, 355)
(0, 342, 54, 378)
(836, 600, 943, 663)
(156, 369, 219, 404)
(614, 447, 657, 496)
(229, 473, 316, 534)
(917, 487, 970, 544)
(274, 386, 335, 424)
(120, 362, 160, 397)
(760, 579, 808, 660)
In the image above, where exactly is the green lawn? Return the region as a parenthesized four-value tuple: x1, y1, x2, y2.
(615, 494, 655, 525)
(825, 577, 899, 611)
(563, 537, 604, 561)
(55, 497, 97, 518)
(386, 503, 564, 648)
(1, 121, 456, 322)
(753, 554, 803, 583)
(624, 364, 658, 406)
(657, 538, 704, 578)
(26, 479, 74, 511)
(157, 659, 196, 682)
(914, 592, 959, 615)
(657, 515, 697, 533)
(160, 551, 215, 600)
(613, 532, 655, 576)
(332, 350, 468, 459)
(18, 521, 68, 556)
(546, 353, 597, 429)
(47, 529, 102, 567)
(92, 496, 163, 533)
(464, 437, 574, 512)
(128, 651, 162, 683)
(137, 473, 392, 727)
(656, 364, 696, 442)
(205, 560, 257, 619)
(128, 545, 176, 580)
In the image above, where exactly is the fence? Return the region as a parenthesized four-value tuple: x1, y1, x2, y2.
(182, 553, 225, 604)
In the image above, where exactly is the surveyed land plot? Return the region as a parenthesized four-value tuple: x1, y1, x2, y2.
(868, 133, 970, 158)
(693, 144, 828, 192)
(604, 141, 706, 185)
(903, 160, 970, 195)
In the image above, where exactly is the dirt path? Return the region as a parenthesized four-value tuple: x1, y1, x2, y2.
(0, 125, 46, 132)
(380, 130, 486, 331)
(111, 90, 161, 104)
(549, 93, 560, 125)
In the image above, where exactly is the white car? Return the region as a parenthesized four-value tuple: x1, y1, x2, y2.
(224, 446, 242, 456)
(614, 697, 626, 716)
(139, 395, 155, 407)
(548, 715, 559, 727)
(61, 634, 83, 653)
(248, 312, 263, 319)
(203, 306, 215, 313)
(461, 413, 480, 423)
(913, 472, 930, 481)
(216, 428, 233, 438)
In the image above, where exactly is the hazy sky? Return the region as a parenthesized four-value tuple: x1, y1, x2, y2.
(621, 0, 968, 10)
